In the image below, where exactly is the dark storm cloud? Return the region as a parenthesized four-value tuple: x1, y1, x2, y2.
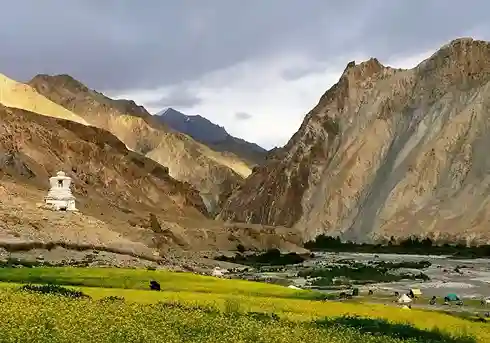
(234, 112, 253, 120)
(2, 0, 490, 92)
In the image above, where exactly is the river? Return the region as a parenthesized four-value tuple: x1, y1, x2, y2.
(301, 252, 490, 299)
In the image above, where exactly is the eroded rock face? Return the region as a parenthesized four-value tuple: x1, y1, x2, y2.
(28, 75, 251, 214)
(219, 38, 490, 244)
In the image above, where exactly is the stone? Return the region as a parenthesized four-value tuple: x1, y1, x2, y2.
(44, 171, 77, 211)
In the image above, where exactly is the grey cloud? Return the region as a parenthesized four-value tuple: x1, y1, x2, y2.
(234, 112, 253, 120)
(1, 0, 490, 93)
(281, 63, 329, 81)
(145, 87, 202, 110)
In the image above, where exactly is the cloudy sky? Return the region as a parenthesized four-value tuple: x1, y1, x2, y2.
(2, 1, 490, 149)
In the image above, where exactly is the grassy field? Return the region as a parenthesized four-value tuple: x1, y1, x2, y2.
(0, 267, 488, 342)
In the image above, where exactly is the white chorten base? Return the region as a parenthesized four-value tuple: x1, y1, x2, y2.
(45, 198, 77, 211)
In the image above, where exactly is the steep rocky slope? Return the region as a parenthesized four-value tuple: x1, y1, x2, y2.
(0, 105, 303, 266)
(157, 108, 267, 165)
(219, 38, 490, 244)
(27, 75, 251, 213)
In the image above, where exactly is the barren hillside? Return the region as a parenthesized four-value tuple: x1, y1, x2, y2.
(219, 38, 490, 244)
(0, 105, 303, 265)
(27, 75, 252, 213)
(0, 74, 87, 125)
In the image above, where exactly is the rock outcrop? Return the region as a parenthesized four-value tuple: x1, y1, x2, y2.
(28, 75, 251, 214)
(219, 38, 490, 244)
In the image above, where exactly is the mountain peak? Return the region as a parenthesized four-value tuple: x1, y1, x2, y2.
(30, 74, 89, 93)
(341, 57, 386, 82)
(156, 108, 267, 165)
(157, 108, 229, 143)
(416, 37, 490, 84)
(426, 37, 490, 62)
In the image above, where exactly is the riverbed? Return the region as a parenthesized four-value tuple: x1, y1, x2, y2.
(306, 252, 490, 299)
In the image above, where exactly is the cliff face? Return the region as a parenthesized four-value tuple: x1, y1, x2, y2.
(157, 108, 267, 165)
(28, 75, 251, 213)
(219, 38, 490, 244)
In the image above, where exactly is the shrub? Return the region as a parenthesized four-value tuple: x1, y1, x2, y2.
(246, 311, 280, 322)
(19, 284, 90, 299)
(99, 296, 125, 303)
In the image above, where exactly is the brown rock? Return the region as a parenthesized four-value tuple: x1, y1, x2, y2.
(218, 38, 490, 244)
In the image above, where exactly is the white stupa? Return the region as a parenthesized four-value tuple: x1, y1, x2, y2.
(44, 171, 77, 211)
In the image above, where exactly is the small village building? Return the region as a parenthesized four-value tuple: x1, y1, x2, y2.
(44, 171, 77, 211)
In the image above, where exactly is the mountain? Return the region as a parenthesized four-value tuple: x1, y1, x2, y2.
(28, 75, 252, 214)
(0, 104, 204, 263)
(218, 38, 490, 245)
(0, 103, 304, 266)
(156, 108, 267, 165)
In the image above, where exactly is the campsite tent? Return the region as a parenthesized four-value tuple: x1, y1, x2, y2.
(212, 267, 226, 277)
(397, 294, 413, 304)
(288, 285, 301, 290)
(445, 293, 460, 301)
(409, 288, 422, 298)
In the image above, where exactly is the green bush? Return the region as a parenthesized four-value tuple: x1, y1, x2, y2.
(19, 284, 90, 299)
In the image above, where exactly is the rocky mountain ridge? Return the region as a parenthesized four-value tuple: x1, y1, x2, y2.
(156, 108, 267, 165)
(28, 75, 252, 214)
(219, 38, 490, 244)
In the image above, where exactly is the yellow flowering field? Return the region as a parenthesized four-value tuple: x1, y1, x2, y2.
(0, 267, 487, 342)
(0, 267, 322, 299)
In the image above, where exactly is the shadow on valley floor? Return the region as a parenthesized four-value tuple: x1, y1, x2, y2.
(317, 316, 477, 343)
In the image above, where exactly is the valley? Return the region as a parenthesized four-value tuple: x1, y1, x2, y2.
(226, 252, 490, 300)
(2, 29, 490, 342)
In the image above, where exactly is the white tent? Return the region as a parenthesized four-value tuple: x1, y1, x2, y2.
(397, 294, 413, 304)
(212, 267, 225, 277)
(288, 285, 301, 290)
